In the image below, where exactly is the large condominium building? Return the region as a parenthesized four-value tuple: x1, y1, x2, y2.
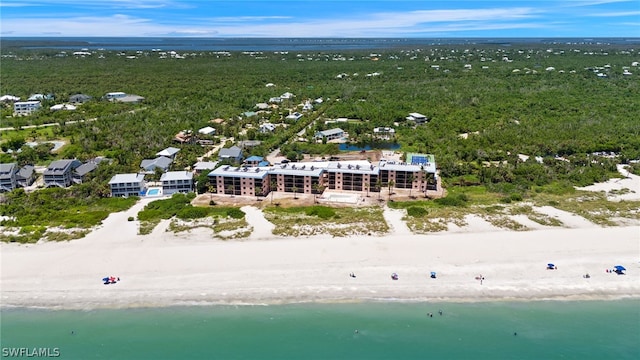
(269, 163, 325, 194)
(208, 155, 438, 197)
(208, 165, 270, 197)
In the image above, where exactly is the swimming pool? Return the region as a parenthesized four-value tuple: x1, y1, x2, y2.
(146, 188, 161, 196)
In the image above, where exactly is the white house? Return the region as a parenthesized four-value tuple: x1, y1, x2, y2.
(315, 128, 345, 141)
(260, 123, 276, 133)
(14, 101, 42, 115)
(50, 104, 77, 111)
(406, 112, 429, 124)
(286, 112, 303, 121)
(109, 173, 146, 197)
(198, 126, 216, 135)
(160, 171, 194, 195)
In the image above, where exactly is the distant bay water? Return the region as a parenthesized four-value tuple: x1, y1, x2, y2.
(3, 37, 639, 52)
(2, 300, 639, 359)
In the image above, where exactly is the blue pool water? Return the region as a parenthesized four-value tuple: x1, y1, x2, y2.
(146, 189, 160, 196)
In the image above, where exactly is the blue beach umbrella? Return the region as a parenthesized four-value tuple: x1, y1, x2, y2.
(614, 265, 626, 271)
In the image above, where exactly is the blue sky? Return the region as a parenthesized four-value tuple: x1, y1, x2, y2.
(1, 0, 638, 37)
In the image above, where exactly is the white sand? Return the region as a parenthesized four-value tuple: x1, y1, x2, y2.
(2, 203, 639, 309)
(576, 164, 640, 202)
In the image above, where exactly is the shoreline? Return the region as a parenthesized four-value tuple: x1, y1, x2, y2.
(2, 221, 638, 310)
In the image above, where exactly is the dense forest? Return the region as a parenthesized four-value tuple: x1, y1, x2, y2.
(0, 41, 639, 232)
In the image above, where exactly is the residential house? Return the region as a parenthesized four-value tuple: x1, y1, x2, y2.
(259, 123, 276, 133)
(109, 173, 146, 197)
(286, 112, 303, 121)
(0, 163, 17, 192)
(14, 101, 41, 115)
(0, 95, 20, 102)
(105, 92, 144, 103)
(160, 171, 194, 195)
(280, 92, 294, 100)
(156, 147, 180, 159)
(208, 165, 270, 196)
(50, 104, 77, 111)
(244, 156, 264, 167)
(268, 97, 282, 104)
(218, 146, 243, 163)
(198, 126, 216, 136)
(255, 103, 269, 110)
(43, 159, 82, 188)
(174, 130, 194, 144)
(69, 94, 92, 104)
(27, 94, 53, 101)
(315, 128, 345, 141)
(406, 112, 429, 124)
(72, 161, 98, 184)
(140, 156, 173, 173)
(373, 127, 395, 140)
(238, 140, 261, 149)
(15, 165, 36, 187)
(301, 100, 313, 112)
(193, 161, 219, 175)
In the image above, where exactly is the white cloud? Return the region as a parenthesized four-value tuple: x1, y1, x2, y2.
(588, 10, 640, 17)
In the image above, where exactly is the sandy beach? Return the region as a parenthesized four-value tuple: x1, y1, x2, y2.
(1, 167, 638, 309)
(1, 198, 639, 309)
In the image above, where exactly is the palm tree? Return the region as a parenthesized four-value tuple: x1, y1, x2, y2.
(255, 186, 262, 200)
(226, 185, 235, 197)
(270, 180, 277, 204)
(375, 179, 382, 200)
(407, 174, 414, 197)
(208, 184, 216, 203)
(292, 186, 298, 199)
(387, 180, 395, 201)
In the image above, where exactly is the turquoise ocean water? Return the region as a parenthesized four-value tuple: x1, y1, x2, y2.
(2, 300, 639, 359)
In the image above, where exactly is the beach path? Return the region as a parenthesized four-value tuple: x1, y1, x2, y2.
(242, 206, 275, 240)
(382, 206, 412, 236)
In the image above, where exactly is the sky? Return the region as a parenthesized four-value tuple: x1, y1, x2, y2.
(0, 0, 638, 38)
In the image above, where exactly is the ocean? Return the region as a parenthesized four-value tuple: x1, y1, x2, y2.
(2, 300, 639, 359)
(3, 37, 640, 52)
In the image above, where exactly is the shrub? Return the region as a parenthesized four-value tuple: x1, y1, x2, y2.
(128, 216, 134, 221)
(435, 193, 469, 207)
(176, 206, 209, 220)
(305, 206, 336, 219)
(226, 208, 245, 219)
(406, 206, 427, 217)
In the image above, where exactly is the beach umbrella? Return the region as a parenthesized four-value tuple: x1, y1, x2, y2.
(547, 263, 555, 268)
(614, 265, 626, 271)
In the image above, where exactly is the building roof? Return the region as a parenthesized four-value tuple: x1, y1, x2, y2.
(50, 104, 77, 111)
(326, 162, 378, 175)
(44, 159, 82, 175)
(378, 161, 431, 173)
(140, 156, 173, 170)
(0, 95, 20, 102)
(198, 126, 216, 135)
(69, 94, 92, 102)
(160, 171, 193, 181)
(316, 128, 344, 137)
(208, 165, 269, 179)
(113, 94, 144, 103)
(245, 155, 264, 162)
(269, 163, 325, 177)
(109, 173, 145, 185)
(193, 161, 219, 171)
(74, 162, 97, 177)
(219, 146, 243, 158)
(0, 163, 17, 179)
(16, 165, 35, 179)
(156, 147, 180, 157)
